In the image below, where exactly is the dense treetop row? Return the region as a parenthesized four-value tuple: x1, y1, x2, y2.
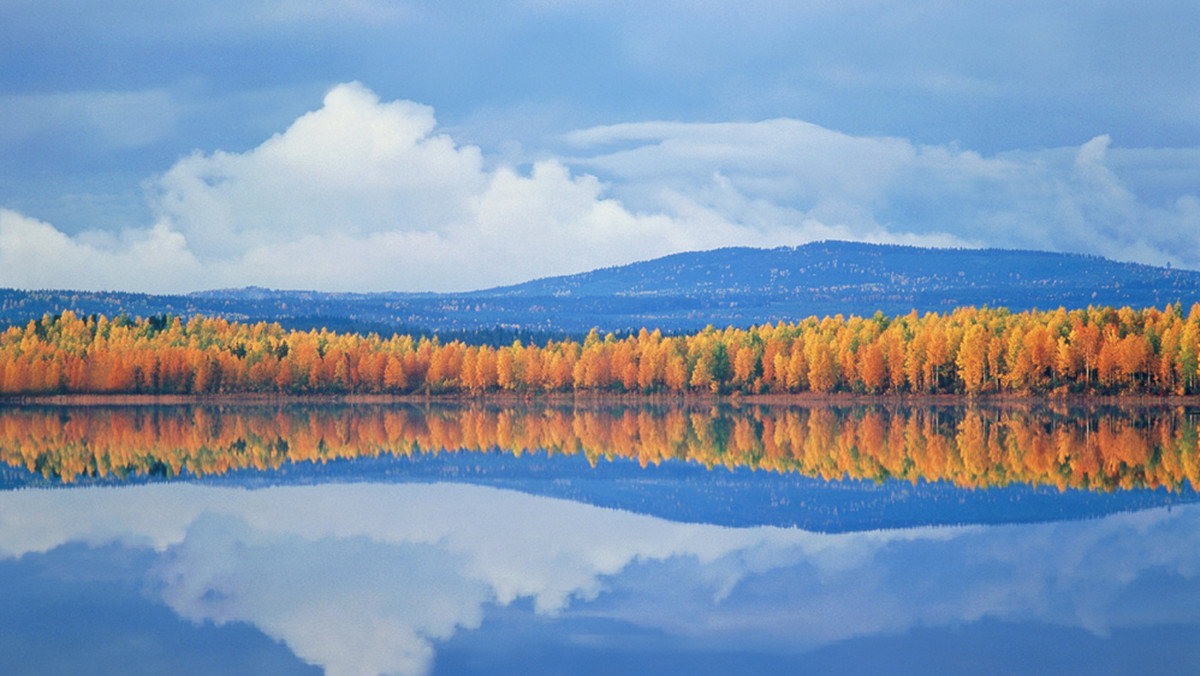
(2, 304, 1200, 396)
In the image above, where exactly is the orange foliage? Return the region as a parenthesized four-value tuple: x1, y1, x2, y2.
(1, 305, 1198, 396)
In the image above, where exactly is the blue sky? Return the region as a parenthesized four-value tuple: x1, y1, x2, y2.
(1, 0, 1198, 292)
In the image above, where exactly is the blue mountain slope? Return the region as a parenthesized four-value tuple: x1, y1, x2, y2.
(457, 242, 1200, 330)
(3, 242, 1199, 333)
(482, 242, 1193, 302)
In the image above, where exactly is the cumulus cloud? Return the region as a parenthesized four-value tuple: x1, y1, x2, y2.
(1, 81, 1198, 293)
(148, 82, 804, 291)
(0, 209, 201, 291)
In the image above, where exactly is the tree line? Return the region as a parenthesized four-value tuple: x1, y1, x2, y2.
(2, 304, 1200, 396)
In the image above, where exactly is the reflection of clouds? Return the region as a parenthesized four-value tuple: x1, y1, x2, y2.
(158, 513, 490, 676)
(1, 484, 1198, 675)
(589, 505, 1200, 651)
(0, 484, 218, 556)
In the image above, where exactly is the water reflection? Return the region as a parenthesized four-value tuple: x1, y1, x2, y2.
(2, 403, 1200, 491)
(2, 482, 1199, 675)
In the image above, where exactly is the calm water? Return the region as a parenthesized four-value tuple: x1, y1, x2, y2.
(2, 403, 1200, 675)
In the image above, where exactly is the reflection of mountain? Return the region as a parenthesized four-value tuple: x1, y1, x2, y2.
(1, 404, 1197, 531)
(5, 241, 1200, 332)
(228, 449, 1200, 532)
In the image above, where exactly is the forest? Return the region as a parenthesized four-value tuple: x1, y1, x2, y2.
(1, 304, 1200, 396)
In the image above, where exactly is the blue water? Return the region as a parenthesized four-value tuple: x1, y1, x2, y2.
(3, 402, 1200, 675)
(2, 479, 1199, 676)
(4, 447, 1195, 532)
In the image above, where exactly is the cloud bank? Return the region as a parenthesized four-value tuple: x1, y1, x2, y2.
(1, 82, 1198, 293)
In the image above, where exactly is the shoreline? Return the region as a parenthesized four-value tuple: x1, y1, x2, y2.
(2, 391, 1199, 408)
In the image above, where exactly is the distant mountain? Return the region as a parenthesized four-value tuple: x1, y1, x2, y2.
(4, 242, 1200, 335)
(462, 242, 1200, 330)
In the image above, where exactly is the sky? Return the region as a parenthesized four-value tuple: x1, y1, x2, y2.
(1, 0, 1198, 293)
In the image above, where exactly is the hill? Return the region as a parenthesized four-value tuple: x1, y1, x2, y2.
(4, 241, 1200, 334)
(470, 242, 1200, 329)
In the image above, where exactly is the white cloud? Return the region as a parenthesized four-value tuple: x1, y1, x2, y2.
(0, 208, 201, 291)
(568, 120, 1200, 270)
(2, 81, 1199, 293)
(565, 118, 918, 204)
(146, 82, 818, 291)
(153, 82, 487, 260)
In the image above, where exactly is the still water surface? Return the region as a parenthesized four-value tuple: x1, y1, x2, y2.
(2, 403, 1199, 675)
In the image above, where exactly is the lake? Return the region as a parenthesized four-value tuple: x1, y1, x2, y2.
(2, 402, 1199, 675)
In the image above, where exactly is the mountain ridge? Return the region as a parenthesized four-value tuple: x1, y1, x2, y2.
(4, 241, 1200, 335)
(474, 242, 1150, 298)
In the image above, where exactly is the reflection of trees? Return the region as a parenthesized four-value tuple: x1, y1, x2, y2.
(1, 405, 1198, 492)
